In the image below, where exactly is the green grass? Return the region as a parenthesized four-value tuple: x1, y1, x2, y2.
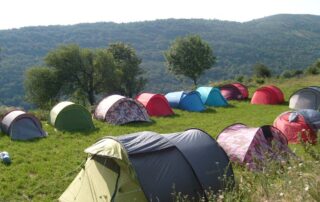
(0, 75, 320, 201)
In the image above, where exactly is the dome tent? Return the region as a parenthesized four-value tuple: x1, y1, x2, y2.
(50, 101, 94, 131)
(0, 110, 46, 140)
(136, 93, 174, 116)
(219, 83, 246, 100)
(289, 86, 320, 110)
(94, 95, 150, 125)
(273, 109, 320, 144)
(232, 83, 249, 99)
(165, 91, 205, 112)
(217, 123, 292, 171)
(59, 129, 234, 202)
(251, 85, 285, 105)
(196, 87, 228, 107)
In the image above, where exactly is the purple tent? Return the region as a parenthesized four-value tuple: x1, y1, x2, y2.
(217, 123, 293, 170)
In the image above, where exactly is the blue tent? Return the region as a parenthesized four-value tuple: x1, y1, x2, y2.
(196, 87, 228, 107)
(165, 91, 205, 112)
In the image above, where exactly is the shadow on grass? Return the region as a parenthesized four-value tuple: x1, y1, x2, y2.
(202, 108, 217, 114)
(162, 113, 181, 118)
(124, 120, 155, 128)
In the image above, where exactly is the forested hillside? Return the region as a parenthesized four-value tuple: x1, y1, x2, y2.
(1, 14, 320, 107)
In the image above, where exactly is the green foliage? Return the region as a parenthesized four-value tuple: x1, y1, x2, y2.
(305, 59, 320, 75)
(1, 15, 320, 106)
(107, 42, 146, 97)
(164, 35, 216, 86)
(45, 44, 120, 105)
(253, 63, 272, 78)
(24, 67, 61, 109)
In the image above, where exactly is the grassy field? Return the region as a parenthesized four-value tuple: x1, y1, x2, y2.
(0, 75, 320, 201)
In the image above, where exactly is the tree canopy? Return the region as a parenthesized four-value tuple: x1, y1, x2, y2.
(164, 35, 216, 86)
(24, 44, 145, 108)
(107, 43, 146, 97)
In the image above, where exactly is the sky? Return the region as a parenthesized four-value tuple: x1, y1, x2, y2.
(1, 0, 320, 30)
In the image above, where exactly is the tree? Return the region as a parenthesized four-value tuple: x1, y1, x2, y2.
(24, 67, 61, 109)
(24, 44, 119, 107)
(253, 63, 272, 78)
(164, 35, 216, 86)
(107, 42, 146, 97)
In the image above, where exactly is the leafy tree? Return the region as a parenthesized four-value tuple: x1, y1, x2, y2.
(107, 42, 146, 97)
(24, 44, 120, 107)
(24, 67, 61, 109)
(253, 63, 272, 78)
(164, 35, 216, 86)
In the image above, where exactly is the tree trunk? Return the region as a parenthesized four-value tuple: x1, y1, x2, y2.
(88, 89, 95, 105)
(193, 78, 198, 89)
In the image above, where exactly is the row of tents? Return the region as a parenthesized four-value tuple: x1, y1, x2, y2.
(59, 123, 295, 201)
(1, 85, 319, 141)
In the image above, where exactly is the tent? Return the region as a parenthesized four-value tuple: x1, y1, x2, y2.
(219, 83, 245, 100)
(136, 93, 174, 116)
(0, 110, 46, 140)
(232, 83, 249, 99)
(50, 101, 94, 131)
(94, 95, 150, 125)
(289, 86, 320, 110)
(165, 91, 205, 112)
(59, 129, 234, 202)
(251, 85, 285, 105)
(217, 123, 292, 170)
(196, 87, 228, 107)
(273, 109, 320, 144)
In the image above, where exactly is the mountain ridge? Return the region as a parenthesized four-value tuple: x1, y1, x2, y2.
(1, 14, 320, 107)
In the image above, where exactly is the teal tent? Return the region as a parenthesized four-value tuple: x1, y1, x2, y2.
(196, 87, 228, 107)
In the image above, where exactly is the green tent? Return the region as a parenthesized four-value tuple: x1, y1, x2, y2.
(50, 101, 94, 131)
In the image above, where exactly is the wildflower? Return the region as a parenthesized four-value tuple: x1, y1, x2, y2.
(287, 166, 292, 170)
(298, 163, 303, 167)
(219, 194, 224, 199)
(305, 185, 309, 191)
(279, 192, 284, 197)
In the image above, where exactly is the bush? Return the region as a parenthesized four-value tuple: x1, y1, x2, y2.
(253, 63, 272, 78)
(305, 66, 320, 75)
(255, 78, 265, 84)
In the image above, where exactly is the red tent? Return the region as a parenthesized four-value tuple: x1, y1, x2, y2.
(273, 111, 317, 144)
(220, 83, 245, 100)
(232, 83, 249, 99)
(136, 93, 174, 116)
(251, 85, 284, 105)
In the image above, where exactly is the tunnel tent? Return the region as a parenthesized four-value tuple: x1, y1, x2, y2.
(0, 110, 47, 140)
(50, 101, 94, 131)
(59, 128, 234, 202)
(136, 93, 174, 116)
(196, 87, 228, 107)
(289, 86, 320, 110)
(217, 123, 293, 171)
(251, 85, 285, 105)
(273, 109, 320, 144)
(165, 91, 205, 112)
(94, 95, 150, 125)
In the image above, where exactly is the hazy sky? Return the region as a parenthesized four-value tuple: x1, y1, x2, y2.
(1, 0, 319, 30)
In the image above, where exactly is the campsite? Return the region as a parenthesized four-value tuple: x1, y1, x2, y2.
(1, 2, 320, 200)
(0, 75, 320, 201)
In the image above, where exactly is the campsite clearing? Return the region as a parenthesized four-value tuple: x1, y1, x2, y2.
(0, 75, 320, 201)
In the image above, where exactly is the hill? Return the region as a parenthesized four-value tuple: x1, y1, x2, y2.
(0, 75, 319, 201)
(1, 14, 320, 107)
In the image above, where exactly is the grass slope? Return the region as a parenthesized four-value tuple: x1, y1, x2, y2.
(0, 75, 320, 201)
